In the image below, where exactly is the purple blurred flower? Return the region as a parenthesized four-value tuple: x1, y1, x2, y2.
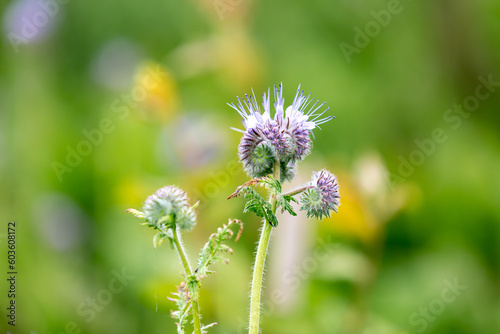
(3, 0, 62, 51)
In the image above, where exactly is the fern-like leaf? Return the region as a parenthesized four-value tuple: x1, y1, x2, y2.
(196, 219, 243, 279)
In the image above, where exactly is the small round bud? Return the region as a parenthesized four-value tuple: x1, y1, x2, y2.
(300, 170, 340, 219)
(143, 186, 196, 231)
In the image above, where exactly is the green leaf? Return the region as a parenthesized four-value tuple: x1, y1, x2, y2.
(267, 213, 279, 227)
(201, 322, 217, 333)
(239, 186, 279, 226)
(255, 176, 298, 220)
(126, 208, 144, 219)
(196, 219, 243, 279)
(168, 282, 191, 334)
(259, 176, 282, 195)
(242, 187, 269, 217)
(153, 232, 165, 248)
(186, 275, 200, 301)
(277, 194, 298, 216)
(230, 176, 302, 226)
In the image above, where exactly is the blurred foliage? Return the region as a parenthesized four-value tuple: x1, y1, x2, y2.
(1, 0, 499, 333)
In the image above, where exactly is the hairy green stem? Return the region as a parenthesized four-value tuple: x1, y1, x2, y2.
(248, 162, 280, 334)
(172, 227, 202, 334)
(281, 185, 315, 197)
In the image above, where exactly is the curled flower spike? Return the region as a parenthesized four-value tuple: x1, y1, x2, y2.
(142, 186, 196, 231)
(229, 84, 334, 181)
(300, 170, 340, 219)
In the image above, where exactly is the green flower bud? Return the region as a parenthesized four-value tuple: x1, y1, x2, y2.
(143, 186, 196, 231)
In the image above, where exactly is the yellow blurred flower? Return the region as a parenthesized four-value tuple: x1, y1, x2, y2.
(320, 152, 414, 244)
(320, 172, 379, 243)
(134, 61, 179, 123)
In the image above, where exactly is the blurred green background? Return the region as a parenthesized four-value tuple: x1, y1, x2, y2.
(1, 0, 499, 333)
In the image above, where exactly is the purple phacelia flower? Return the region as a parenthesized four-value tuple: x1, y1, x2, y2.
(229, 84, 333, 181)
(300, 170, 340, 219)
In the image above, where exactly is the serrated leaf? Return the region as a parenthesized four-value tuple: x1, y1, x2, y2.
(232, 177, 299, 223)
(186, 275, 200, 300)
(259, 176, 282, 195)
(277, 194, 297, 216)
(241, 187, 270, 216)
(267, 212, 279, 227)
(201, 322, 217, 333)
(152, 230, 174, 249)
(285, 195, 299, 204)
(126, 208, 145, 219)
(169, 282, 191, 334)
(153, 232, 168, 248)
(196, 219, 243, 279)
